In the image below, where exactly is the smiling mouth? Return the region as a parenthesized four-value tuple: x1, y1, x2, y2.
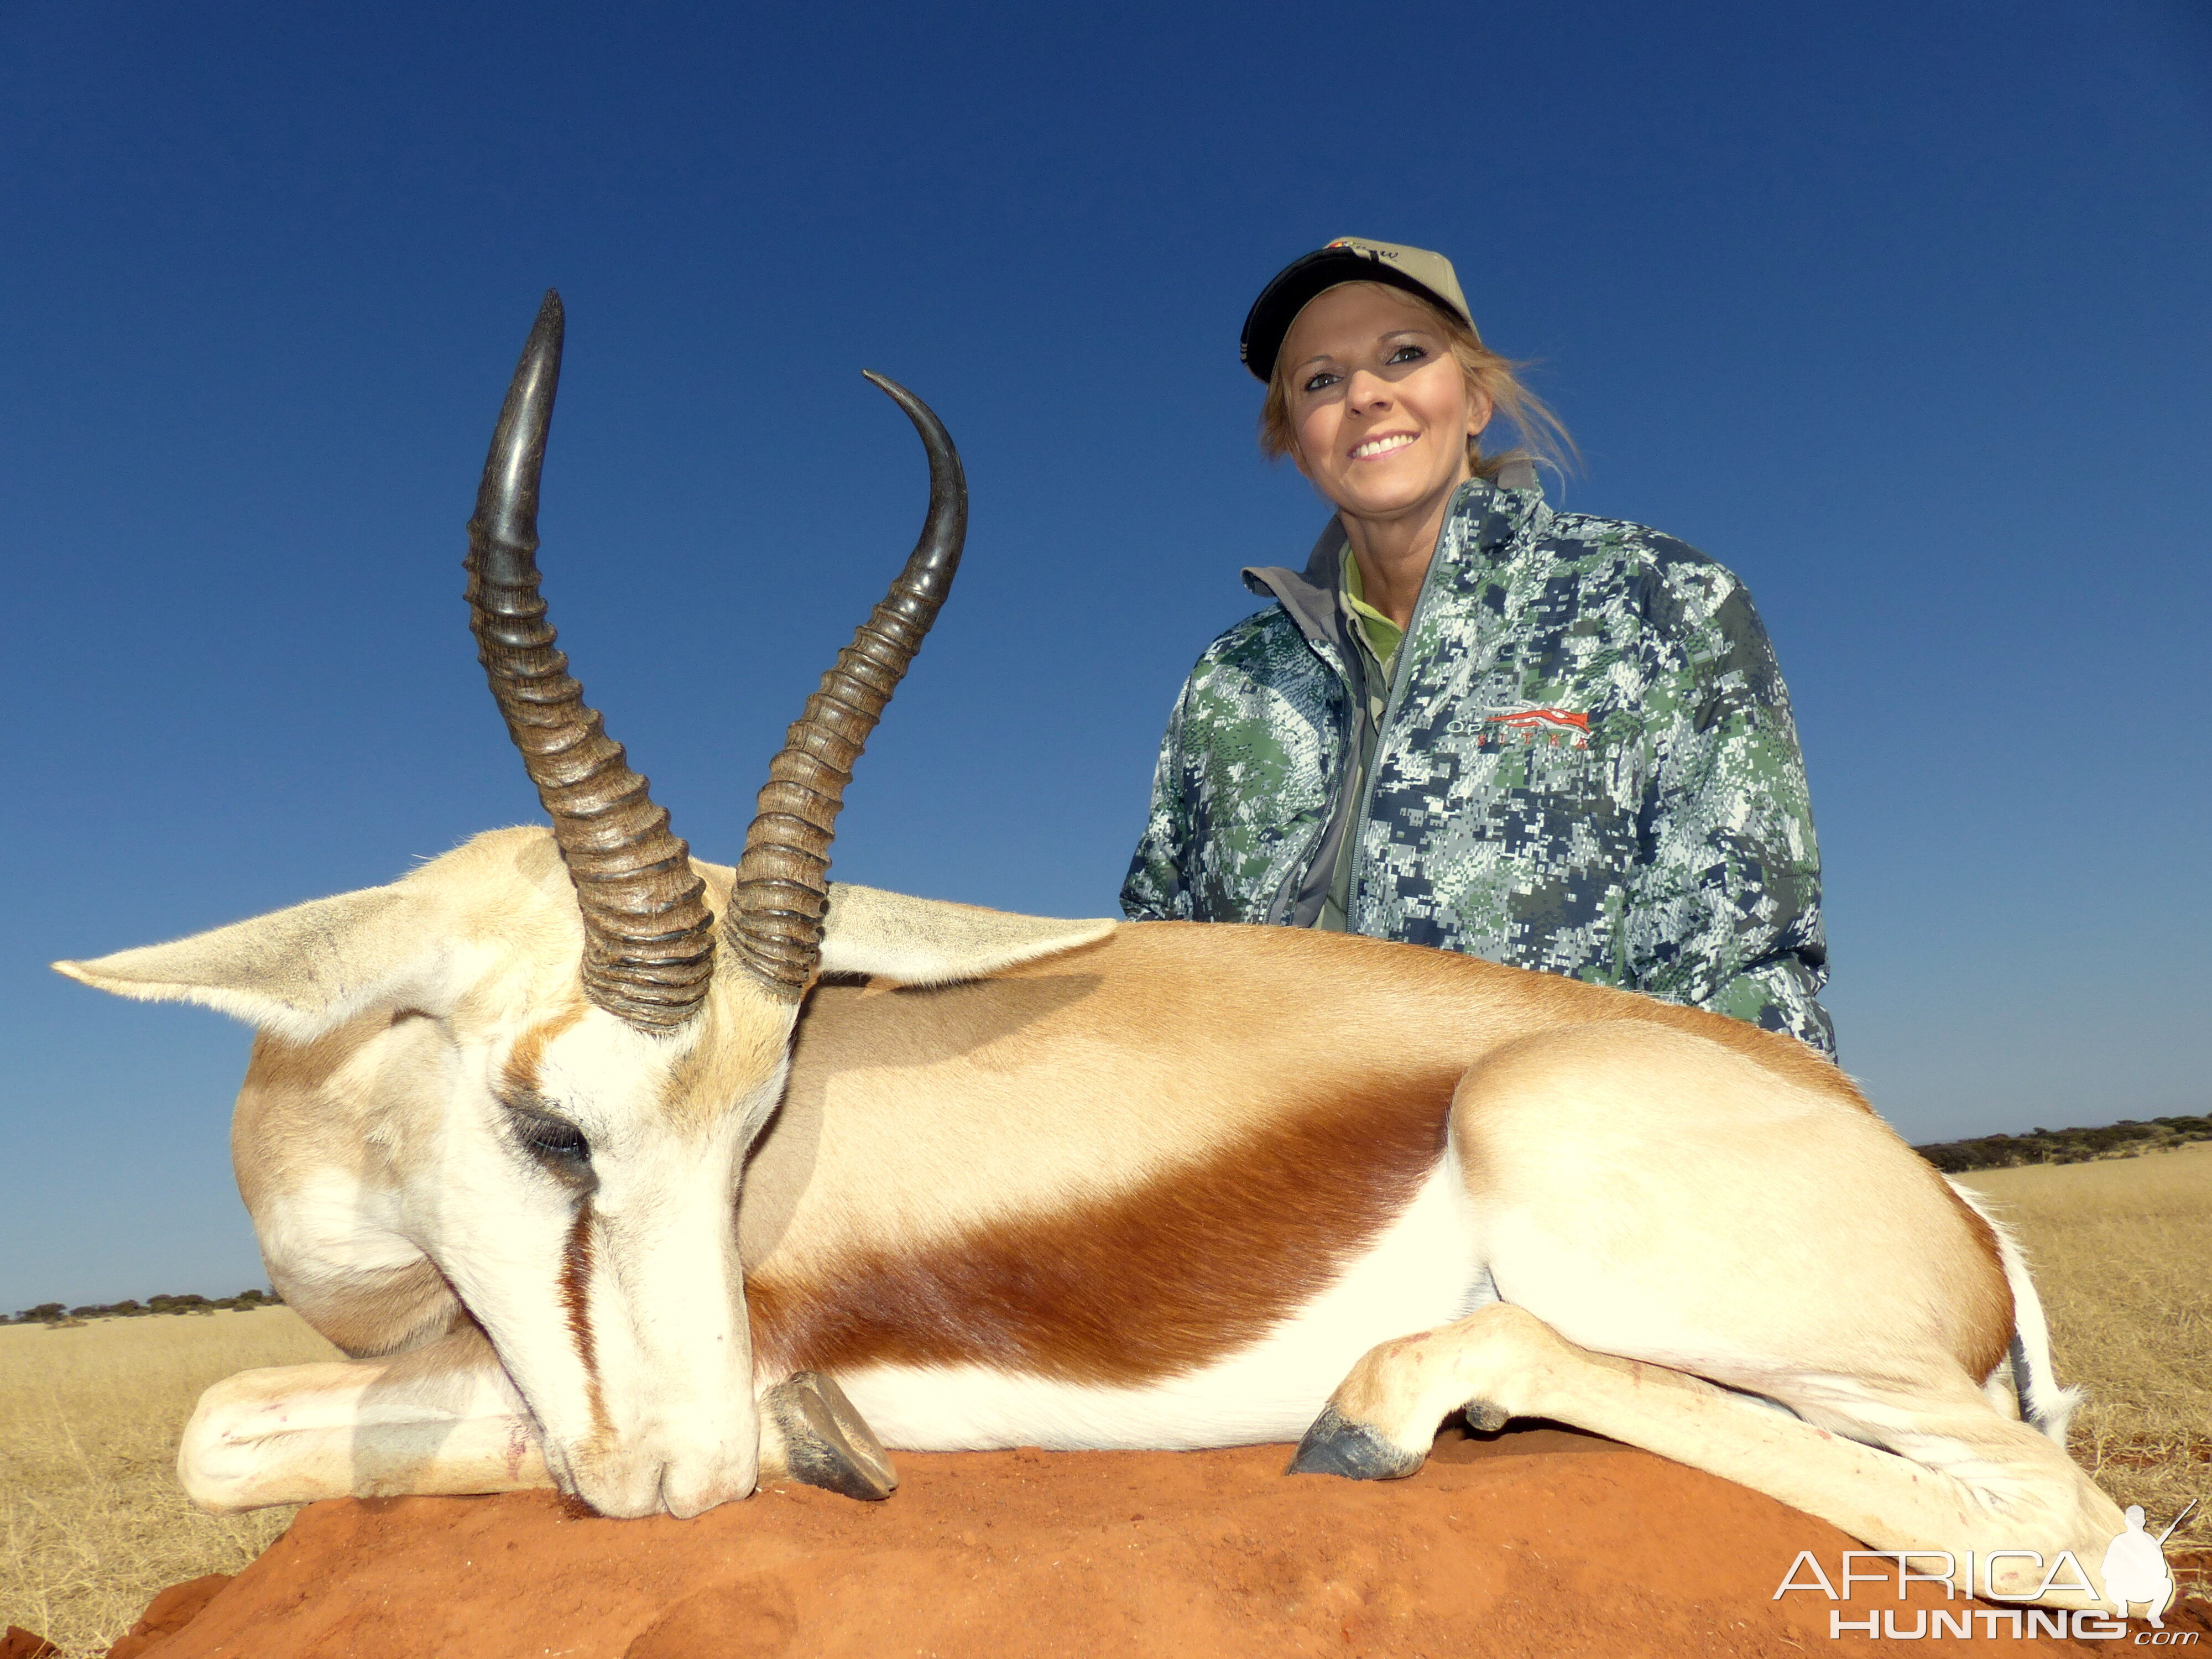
(1350, 432, 1418, 460)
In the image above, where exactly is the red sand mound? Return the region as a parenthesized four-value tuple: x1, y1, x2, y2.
(111, 1428, 2201, 1658)
(105, 1577, 230, 1659)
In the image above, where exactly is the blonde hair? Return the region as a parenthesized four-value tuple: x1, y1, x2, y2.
(1259, 281, 1576, 482)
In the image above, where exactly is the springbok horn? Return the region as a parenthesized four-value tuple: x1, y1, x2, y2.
(464, 290, 717, 1031)
(726, 373, 968, 998)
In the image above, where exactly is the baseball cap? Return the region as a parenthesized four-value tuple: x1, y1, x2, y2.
(1239, 237, 1477, 382)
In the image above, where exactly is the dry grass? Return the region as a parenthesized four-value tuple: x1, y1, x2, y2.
(1960, 1140, 2212, 1562)
(0, 1307, 339, 1656)
(2, 1147, 2204, 1652)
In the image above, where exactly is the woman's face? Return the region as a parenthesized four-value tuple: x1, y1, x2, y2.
(1280, 282, 1491, 525)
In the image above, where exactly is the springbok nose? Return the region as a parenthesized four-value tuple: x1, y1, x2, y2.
(658, 1451, 756, 1519)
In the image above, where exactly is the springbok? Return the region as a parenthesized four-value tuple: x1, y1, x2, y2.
(56, 294, 2150, 1615)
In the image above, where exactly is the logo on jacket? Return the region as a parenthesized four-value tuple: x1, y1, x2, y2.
(1481, 708, 1590, 749)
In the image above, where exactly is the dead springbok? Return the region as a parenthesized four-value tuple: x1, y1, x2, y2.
(56, 294, 2148, 1616)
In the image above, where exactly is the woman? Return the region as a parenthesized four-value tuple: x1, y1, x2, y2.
(1121, 237, 1835, 1056)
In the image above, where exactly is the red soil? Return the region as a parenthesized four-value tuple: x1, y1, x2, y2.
(103, 1578, 228, 1659)
(103, 1428, 2205, 1658)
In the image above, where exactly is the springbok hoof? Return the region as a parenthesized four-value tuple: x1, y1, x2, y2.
(1286, 1405, 1425, 1480)
(1462, 1399, 1511, 1433)
(763, 1371, 898, 1501)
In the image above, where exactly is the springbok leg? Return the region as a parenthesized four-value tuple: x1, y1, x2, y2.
(1290, 1302, 2141, 1614)
(180, 1325, 550, 1512)
(180, 1324, 893, 1512)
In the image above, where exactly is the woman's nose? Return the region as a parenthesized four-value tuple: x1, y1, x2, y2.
(1344, 369, 1393, 412)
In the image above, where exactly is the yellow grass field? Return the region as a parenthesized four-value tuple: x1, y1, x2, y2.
(2, 1144, 2205, 1656)
(0, 1308, 340, 1656)
(1958, 1141, 2212, 1558)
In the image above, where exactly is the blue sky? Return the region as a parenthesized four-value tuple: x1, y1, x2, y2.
(2, 1, 2206, 1309)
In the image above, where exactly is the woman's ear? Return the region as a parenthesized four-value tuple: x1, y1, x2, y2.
(1467, 387, 1496, 441)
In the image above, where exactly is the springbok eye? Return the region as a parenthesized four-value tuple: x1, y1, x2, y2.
(511, 1109, 591, 1170)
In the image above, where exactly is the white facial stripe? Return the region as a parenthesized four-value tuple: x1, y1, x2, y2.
(431, 1008, 767, 1516)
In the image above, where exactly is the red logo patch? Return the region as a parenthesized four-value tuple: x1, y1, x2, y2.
(1481, 708, 1590, 749)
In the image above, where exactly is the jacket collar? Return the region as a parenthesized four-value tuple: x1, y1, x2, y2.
(1241, 460, 1546, 656)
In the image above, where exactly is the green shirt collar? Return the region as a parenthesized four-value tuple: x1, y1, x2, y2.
(1339, 545, 1405, 665)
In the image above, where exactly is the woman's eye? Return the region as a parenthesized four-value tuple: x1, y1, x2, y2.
(1302, 371, 1341, 394)
(1388, 344, 1427, 364)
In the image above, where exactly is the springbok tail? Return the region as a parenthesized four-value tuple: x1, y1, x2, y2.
(1947, 1177, 2081, 1446)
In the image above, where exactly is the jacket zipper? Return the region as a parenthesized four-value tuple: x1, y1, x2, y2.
(1339, 482, 1484, 929)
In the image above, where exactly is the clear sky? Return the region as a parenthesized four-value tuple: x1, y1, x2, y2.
(3, 1, 2206, 1310)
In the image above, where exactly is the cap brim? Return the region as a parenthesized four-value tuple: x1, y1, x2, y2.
(1239, 250, 1467, 383)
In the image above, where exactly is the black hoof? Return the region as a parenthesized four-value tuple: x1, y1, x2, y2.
(765, 1371, 899, 1501)
(1462, 1399, 1510, 1433)
(1286, 1405, 1426, 1480)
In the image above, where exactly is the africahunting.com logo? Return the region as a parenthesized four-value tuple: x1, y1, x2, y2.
(1775, 1501, 2199, 1642)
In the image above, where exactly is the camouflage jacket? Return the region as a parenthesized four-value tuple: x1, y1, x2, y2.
(1121, 471, 1836, 1057)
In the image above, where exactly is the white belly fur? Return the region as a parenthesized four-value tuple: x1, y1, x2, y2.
(836, 1156, 1490, 1452)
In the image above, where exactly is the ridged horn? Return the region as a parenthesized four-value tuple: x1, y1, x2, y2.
(464, 291, 717, 1031)
(726, 372, 968, 998)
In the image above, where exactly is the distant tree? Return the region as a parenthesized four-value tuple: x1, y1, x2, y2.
(4, 1288, 289, 1323)
(1917, 1114, 2212, 1174)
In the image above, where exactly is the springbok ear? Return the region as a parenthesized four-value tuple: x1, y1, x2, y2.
(53, 884, 451, 1042)
(817, 884, 1114, 987)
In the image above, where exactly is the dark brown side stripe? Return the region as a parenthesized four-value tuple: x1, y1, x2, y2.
(747, 1080, 1454, 1386)
(559, 1201, 613, 1439)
